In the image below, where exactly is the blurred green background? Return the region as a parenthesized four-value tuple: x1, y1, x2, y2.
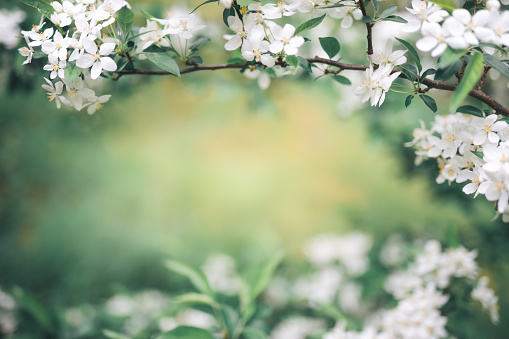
(1, 0, 509, 338)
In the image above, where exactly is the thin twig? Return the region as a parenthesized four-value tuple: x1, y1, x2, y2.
(357, 0, 374, 56)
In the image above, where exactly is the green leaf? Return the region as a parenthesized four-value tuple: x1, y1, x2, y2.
(223, 7, 236, 26)
(164, 260, 214, 296)
(380, 5, 398, 18)
(174, 293, 220, 309)
(456, 105, 484, 117)
(295, 14, 326, 35)
(298, 56, 312, 73)
(382, 15, 407, 23)
(221, 304, 239, 338)
(64, 61, 82, 83)
(227, 56, 246, 64)
(450, 52, 484, 113)
(241, 327, 267, 339)
(439, 47, 466, 68)
(472, 151, 484, 159)
(483, 53, 509, 80)
(19, 0, 54, 18)
(420, 94, 437, 113)
(189, 37, 210, 53)
(332, 75, 351, 85)
(371, 0, 379, 13)
(405, 94, 414, 108)
(395, 37, 422, 73)
(191, 0, 218, 14)
(117, 7, 135, 35)
(146, 53, 180, 76)
(250, 251, 284, 299)
(319, 37, 340, 59)
(286, 55, 299, 68)
(399, 64, 419, 82)
(427, 0, 458, 11)
(435, 60, 462, 81)
(362, 15, 375, 23)
(188, 55, 203, 65)
(157, 326, 214, 339)
(103, 330, 131, 339)
(421, 68, 436, 79)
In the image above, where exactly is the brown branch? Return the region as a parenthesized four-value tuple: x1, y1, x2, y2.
(357, 0, 374, 56)
(115, 58, 509, 117)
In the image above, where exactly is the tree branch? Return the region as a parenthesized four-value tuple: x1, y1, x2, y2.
(116, 58, 509, 117)
(357, 0, 374, 56)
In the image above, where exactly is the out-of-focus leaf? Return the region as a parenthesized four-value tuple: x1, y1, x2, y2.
(483, 53, 509, 80)
(450, 52, 484, 112)
(286, 55, 299, 68)
(164, 260, 214, 297)
(157, 326, 214, 339)
(241, 327, 267, 339)
(64, 62, 82, 83)
(435, 60, 461, 81)
(428, 0, 458, 11)
(103, 329, 131, 339)
(251, 251, 284, 299)
(192, 0, 218, 14)
(174, 293, 220, 309)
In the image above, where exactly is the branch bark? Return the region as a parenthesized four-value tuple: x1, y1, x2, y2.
(116, 58, 509, 117)
(357, 0, 374, 56)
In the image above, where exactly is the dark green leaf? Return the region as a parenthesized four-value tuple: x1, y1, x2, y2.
(479, 42, 508, 53)
(450, 52, 484, 112)
(12, 287, 55, 332)
(64, 61, 82, 83)
(456, 105, 484, 117)
(298, 56, 312, 73)
(421, 68, 436, 79)
(319, 37, 340, 59)
(223, 7, 236, 26)
(157, 326, 214, 339)
(117, 7, 135, 35)
(242, 327, 267, 339)
(295, 14, 326, 35)
(19, 0, 54, 18)
(435, 60, 462, 81)
(380, 5, 398, 18)
(221, 304, 239, 338)
(382, 15, 408, 23)
(286, 55, 299, 68)
(164, 260, 214, 296)
(427, 0, 459, 11)
(396, 37, 422, 73)
(187, 55, 203, 65)
(332, 75, 351, 85)
(420, 94, 437, 112)
(405, 94, 414, 107)
(192, 0, 218, 14)
(362, 15, 375, 23)
(399, 64, 419, 82)
(483, 53, 509, 80)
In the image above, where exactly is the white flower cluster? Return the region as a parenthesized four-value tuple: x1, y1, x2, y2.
(137, 8, 206, 58)
(323, 240, 499, 339)
(406, 112, 509, 221)
(221, 0, 363, 89)
(201, 253, 239, 295)
(19, 0, 131, 113)
(407, 0, 509, 57)
(0, 8, 25, 49)
(0, 288, 16, 336)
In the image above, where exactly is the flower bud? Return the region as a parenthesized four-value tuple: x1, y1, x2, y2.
(219, 0, 233, 8)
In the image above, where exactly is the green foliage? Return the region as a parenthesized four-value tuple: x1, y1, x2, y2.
(157, 326, 214, 339)
(419, 94, 437, 113)
(319, 37, 340, 59)
(483, 53, 509, 80)
(298, 56, 312, 73)
(64, 62, 82, 83)
(450, 52, 484, 113)
(332, 75, 351, 85)
(456, 105, 484, 117)
(395, 38, 422, 73)
(164, 260, 215, 298)
(18, 0, 54, 18)
(146, 53, 181, 76)
(427, 0, 459, 11)
(285, 55, 299, 68)
(117, 7, 135, 36)
(295, 14, 326, 35)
